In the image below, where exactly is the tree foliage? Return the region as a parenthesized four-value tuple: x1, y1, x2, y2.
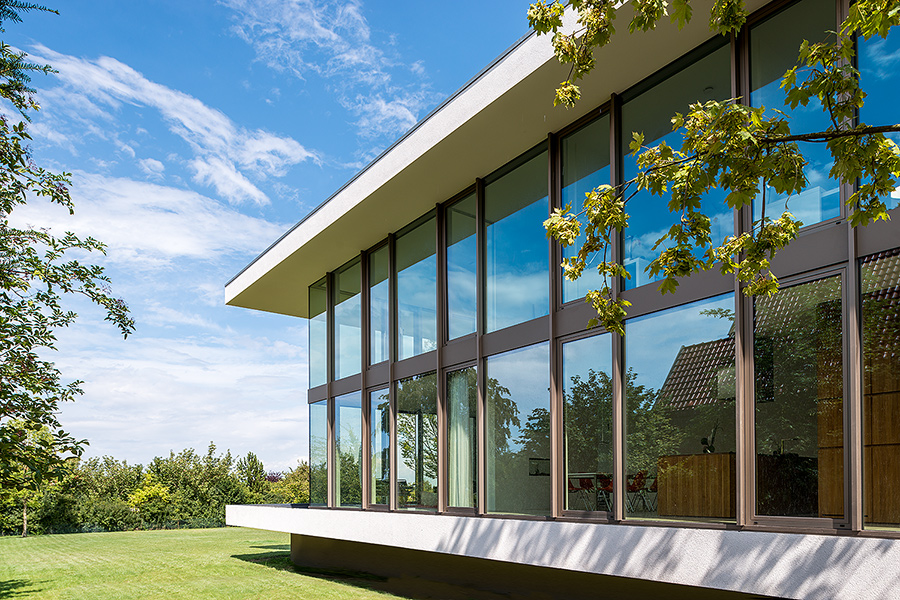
(0, 1, 133, 490)
(529, 0, 900, 334)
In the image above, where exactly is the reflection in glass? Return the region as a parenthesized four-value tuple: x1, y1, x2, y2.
(485, 152, 549, 332)
(447, 194, 477, 339)
(334, 260, 361, 380)
(369, 245, 390, 365)
(309, 400, 328, 506)
(750, 0, 839, 227)
(860, 29, 900, 211)
(334, 392, 362, 507)
(626, 295, 736, 521)
(486, 343, 550, 515)
(309, 278, 327, 388)
(754, 276, 843, 518)
(622, 43, 732, 290)
(562, 116, 610, 303)
(861, 250, 900, 529)
(447, 367, 477, 507)
(370, 389, 390, 505)
(397, 217, 437, 360)
(396, 372, 438, 510)
(563, 334, 613, 511)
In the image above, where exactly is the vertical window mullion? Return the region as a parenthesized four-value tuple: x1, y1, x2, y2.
(475, 177, 486, 515)
(610, 91, 626, 522)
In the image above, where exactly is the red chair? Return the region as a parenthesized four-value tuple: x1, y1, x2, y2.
(627, 471, 648, 512)
(568, 477, 594, 510)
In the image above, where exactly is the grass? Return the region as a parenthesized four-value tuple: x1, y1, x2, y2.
(0, 527, 413, 600)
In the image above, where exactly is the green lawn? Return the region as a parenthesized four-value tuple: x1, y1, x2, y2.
(0, 527, 411, 600)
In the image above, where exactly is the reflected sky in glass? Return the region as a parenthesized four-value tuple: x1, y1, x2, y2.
(309, 278, 327, 387)
(369, 245, 390, 365)
(334, 391, 362, 507)
(334, 259, 361, 380)
(750, 0, 839, 227)
(397, 217, 437, 360)
(309, 399, 328, 506)
(622, 43, 732, 290)
(447, 194, 477, 339)
(370, 389, 390, 505)
(860, 29, 900, 211)
(562, 116, 610, 303)
(485, 151, 549, 332)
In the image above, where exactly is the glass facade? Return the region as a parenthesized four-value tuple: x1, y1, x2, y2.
(485, 151, 549, 332)
(447, 366, 477, 507)
(396, 372, 438, 510)
(334, 260, 361, 380)
(334, 391, 362, 507)
(561, 116, 610, 303)
(309, 278, 327, 388)
(447, 194, 477, 339)
(300, 0, 899, 538)
(370, 388, 390, 505)
(563, 334, 612, 512)
(626, 295, 736, 521)
(621, 41, 732, 290)
(861, 250, 900, 529)
(397, 216, 437, 361)
(754, 276, 843, 519)
(486, 343, 550, 516)
(750, 0, 840, 227)
(309, 399, 328, 506)
(369, 244, 390, 365)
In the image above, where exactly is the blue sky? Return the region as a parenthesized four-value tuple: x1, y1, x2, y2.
(5, 0, 529, 471)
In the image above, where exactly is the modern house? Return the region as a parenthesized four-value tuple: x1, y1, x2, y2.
(224, 0, 900, 597)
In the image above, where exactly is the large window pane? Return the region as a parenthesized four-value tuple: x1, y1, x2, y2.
(860, 29, 900, 211)
(626, 295, 736, 521)
(309, 400, 328, 506)
(396, 372, 438, 510)
(369, 245, 390, 365)
(334, 260, 361, 380)
(485, 152, 549, 332)
(370, 389, 390, 505)
(447, 366, 477, 508)
(750, 0, 839, 227)
(754, 276, 843, 519)
(309, 278, 327, 388)
(486, 342, 550, 515)
(563, 334, 613, 512)
(562, 116, 610, 303)
(447, 194, 477, 339)
(334, 391, 362, 507)
(622, 43, 732, 290)
(397, 217, 437, 360)
(861, 250, 900, 529)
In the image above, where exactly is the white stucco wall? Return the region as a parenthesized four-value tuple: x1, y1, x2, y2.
(226, 505, 900, 599)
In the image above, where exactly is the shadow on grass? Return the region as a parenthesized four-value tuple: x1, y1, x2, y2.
(0, 579, 42, 599)
(249, 544, 290, 551)
(233, 551, 399, 594)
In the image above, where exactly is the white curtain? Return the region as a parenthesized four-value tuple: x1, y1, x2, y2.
(448, 372, 474, 507)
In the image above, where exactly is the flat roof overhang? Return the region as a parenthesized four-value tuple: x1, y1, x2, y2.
(226, 505, 900, 599)
(225, 0, 766, 318)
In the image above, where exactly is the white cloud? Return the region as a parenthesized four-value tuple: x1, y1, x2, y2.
(54, 322, 310, 471)
(220, 0, 441, 142)
(9, 171, 286, 269)
(31, 46, 319, 205)
(138, 157, 165, 177)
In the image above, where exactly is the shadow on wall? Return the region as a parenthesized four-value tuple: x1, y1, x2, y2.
(437, 518, 900, 600)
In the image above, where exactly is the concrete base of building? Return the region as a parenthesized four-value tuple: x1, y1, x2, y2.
(290, 533, 775, 600)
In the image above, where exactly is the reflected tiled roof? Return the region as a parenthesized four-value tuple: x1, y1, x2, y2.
(659, 336, 734, 411)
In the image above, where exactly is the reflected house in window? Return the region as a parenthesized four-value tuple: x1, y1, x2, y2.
(223, 0, 900, 597)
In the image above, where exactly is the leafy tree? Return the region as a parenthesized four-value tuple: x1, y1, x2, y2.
(0, 1, 133, 490)
(271, 460, 310, 504)
(236, 451, 267, 496)
(529, 0, 900, 334)
(127, 473, 172, 525)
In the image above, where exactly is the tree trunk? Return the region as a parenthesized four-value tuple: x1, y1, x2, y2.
(22, 501, 28, 538)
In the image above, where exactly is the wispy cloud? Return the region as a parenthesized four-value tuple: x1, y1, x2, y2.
(32, 46, 319, 205)
(10, 171, 286, 269)
(220, 0, 441, 143)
